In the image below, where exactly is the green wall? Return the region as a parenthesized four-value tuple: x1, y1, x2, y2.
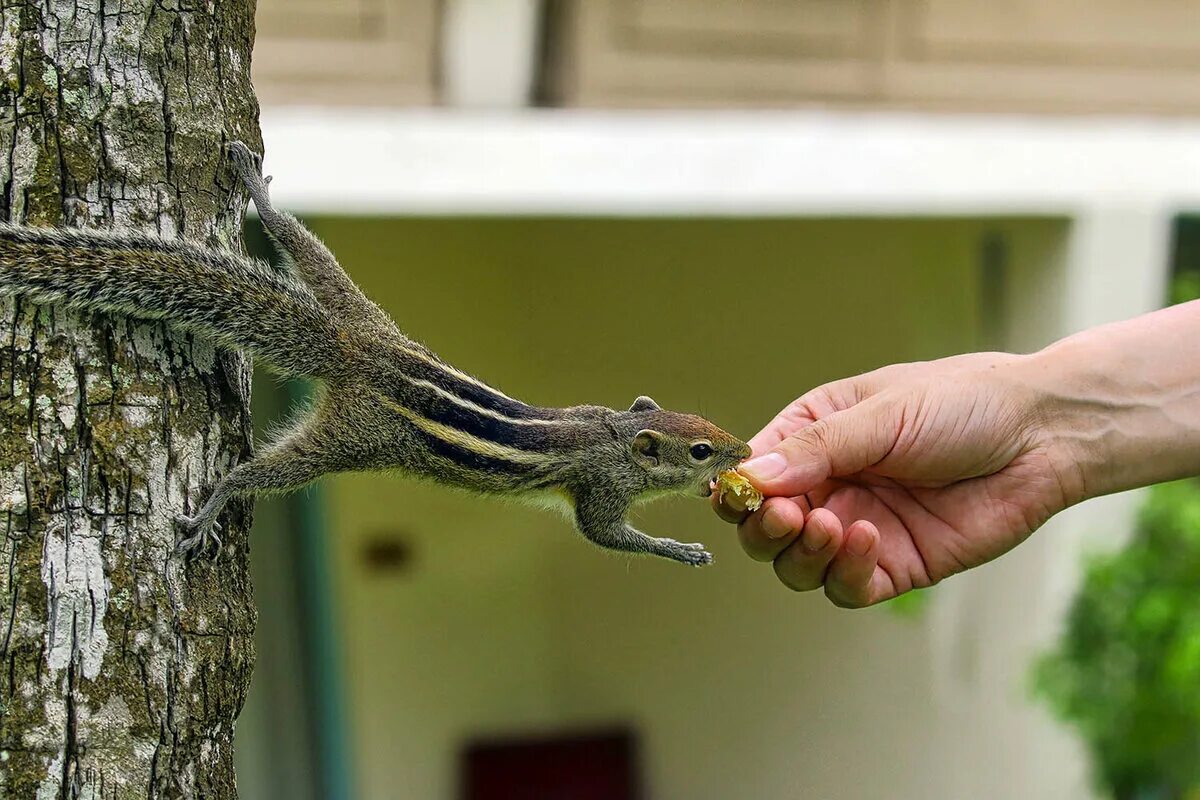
(242, 215, 1067, 800)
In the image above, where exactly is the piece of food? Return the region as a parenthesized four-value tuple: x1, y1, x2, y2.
(715, 469, 763, 512)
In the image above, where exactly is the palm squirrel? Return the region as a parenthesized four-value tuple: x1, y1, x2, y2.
(0, 142, 750, 566)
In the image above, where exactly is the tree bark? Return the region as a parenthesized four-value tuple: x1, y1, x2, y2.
(0, 2, 260, 797)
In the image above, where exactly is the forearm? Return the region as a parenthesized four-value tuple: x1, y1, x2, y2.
(1021, 299, 1200, 501)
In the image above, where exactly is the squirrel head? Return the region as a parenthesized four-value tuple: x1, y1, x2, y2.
(616, 395, 751, 497)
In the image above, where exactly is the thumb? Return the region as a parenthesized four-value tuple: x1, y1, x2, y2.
(738, 398, 899, 497)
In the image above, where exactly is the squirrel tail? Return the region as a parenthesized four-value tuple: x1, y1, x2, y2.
(0, 223, 349, 379)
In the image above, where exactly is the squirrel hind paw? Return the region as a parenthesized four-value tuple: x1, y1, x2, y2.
(174, 514, 223, 560)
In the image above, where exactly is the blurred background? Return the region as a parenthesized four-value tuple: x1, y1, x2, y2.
(230, 2, 1200, 799)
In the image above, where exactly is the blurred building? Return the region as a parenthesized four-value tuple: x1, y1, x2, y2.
(233, 3, 1200, 799)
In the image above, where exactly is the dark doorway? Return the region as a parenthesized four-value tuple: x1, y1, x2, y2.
(461, 728, 641, 800)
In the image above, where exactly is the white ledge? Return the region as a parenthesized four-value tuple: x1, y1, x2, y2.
(260, 108, 1200, 217)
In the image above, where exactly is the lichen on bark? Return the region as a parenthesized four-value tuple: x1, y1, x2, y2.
(0, 1, 260, 797)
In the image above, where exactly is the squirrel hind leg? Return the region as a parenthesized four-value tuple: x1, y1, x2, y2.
(174, 409, 361, 560)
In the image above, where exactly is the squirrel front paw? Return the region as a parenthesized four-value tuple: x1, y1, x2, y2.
(174, 514, 223, 560)
(658, 539, 714, 567)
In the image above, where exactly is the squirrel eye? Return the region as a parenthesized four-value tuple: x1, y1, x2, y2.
(689, 442, 714, 462)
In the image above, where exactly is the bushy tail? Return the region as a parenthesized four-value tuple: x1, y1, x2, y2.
(0, 223, 349, 379)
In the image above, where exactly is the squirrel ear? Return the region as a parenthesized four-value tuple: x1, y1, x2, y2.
(629, 395, 661, 413)
(631, 429, 663, 466)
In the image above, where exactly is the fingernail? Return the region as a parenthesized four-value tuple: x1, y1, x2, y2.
(847, 528, 873, 557)
(740, 452, 786, 482)
(761, 508, 791, 539)
(803, 525, 830, 553)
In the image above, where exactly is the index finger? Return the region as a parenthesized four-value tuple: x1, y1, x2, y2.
(711, 490, 750, 524)
(746, 402, 814, 456)
(746, 381, 864, 456)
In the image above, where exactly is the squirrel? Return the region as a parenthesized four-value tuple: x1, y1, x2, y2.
(0, 142, 751, 566)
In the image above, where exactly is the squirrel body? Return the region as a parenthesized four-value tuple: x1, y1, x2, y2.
(0, 143, 749, 566)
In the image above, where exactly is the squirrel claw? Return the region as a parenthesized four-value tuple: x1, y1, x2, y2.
(174, 515, 222, 560)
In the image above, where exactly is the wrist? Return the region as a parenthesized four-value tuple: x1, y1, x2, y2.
(1016, 338, 1116, 504)
(1017, 315, 1200, 502)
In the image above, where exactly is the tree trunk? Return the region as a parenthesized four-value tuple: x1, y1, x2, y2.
(0, 2, 260, 797)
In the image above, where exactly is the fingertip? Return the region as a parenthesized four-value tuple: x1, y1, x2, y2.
(740, 438, 829, 499)
(737, 498, 804, 562)
(844, 519, 879, 558)
(762, 498, 806, 539)
(738, 452, 788, 484)
(711, 492, 748, 524)
(825, 519, 882, 608)
(800, 507, 843, 553)
(770, 508, 843, 592)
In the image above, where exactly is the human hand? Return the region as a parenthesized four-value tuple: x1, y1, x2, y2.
(713, 352, 1081, 607)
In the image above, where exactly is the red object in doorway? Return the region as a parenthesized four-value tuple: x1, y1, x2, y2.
(460, 728, 641, 800)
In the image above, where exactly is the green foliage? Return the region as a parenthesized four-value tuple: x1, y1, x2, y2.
(883, 586, 931, 618)
(1034, 480, 1200, 799)
(1169, 270, 1200, 306)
